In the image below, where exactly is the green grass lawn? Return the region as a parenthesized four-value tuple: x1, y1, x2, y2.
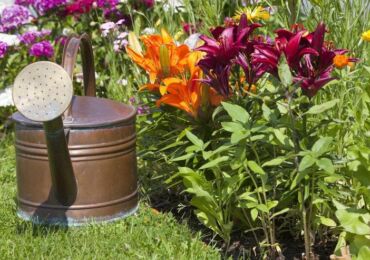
(0, 134, 219, 259)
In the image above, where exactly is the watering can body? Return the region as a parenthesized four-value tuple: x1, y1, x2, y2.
(11, 35, 138, 225)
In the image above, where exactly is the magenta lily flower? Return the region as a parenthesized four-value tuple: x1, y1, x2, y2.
(196, 14, 261, 97)
(252, 22, 357, 97)
(235, 36, 268, 88)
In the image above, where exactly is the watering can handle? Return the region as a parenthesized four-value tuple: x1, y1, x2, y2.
(62, 33, 96, 97)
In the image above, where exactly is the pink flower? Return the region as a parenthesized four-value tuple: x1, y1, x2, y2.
(0, 5, 32, 32)
(182, 22, 196, 35)
(0, 41, 8, 58)
(55, 35, 67, 46)
(65, 0, 94, 15)
(29, 40, 54, 58)
(15, 0, 35, 6)
(96, 0, 119, 8)
(19, 29, 51, 45)
(100, 22, 116, 36)
(34, 0, 66, 14)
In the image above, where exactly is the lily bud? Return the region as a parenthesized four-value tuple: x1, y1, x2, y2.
(159, 44, 171, 77)
(128, 31, 142, 55)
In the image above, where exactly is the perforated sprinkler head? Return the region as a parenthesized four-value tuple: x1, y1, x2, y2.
(13, 61, 73, 122)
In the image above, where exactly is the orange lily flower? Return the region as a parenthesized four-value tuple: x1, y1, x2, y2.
(156, 52, 222, 118)
(126, 29, 190, 91)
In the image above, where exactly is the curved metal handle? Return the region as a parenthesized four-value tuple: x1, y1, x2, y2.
(62, 34, 96, 97)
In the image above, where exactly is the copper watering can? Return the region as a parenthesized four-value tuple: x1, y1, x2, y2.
(11, 34, 138, 226)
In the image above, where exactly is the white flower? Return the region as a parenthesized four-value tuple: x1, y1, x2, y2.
(117, 79, 128, 86)
(141, 27, 156, 35)
(0, 33, 19, 46)
(184, 33, 201, 50)
(62, 28, 73, 36)
(0, 87, 14, 107)
(157, 0, 185, 13)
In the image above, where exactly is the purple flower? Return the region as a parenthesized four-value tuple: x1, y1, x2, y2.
(114, 39, 128, 52)
(0, 5, 32, 32)
(55, 35, 67, 46)
(100, 22, 116, 36)
(137, 105, 150, 115)
(99, 0, 122, 21)
(200, 64, 232, 97)
(34, 0, 66, 14)
(29, 40, 54, 58)
(114, 32, 128, 52)
(100, 21, 116, 30)
(103, 8, 124, 22)
(129, 97, 136, 105)
(0, 41, 8, 58)
(19, 29, 51, 45)
(96, 0, 119, 8)
(15, 0, 35, 6)
(113, 32, 128, 52)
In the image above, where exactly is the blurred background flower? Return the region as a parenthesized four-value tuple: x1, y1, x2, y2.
(362, 29, 370, 42)
(0, 4, 32, 32)
(19, 29, 50, 44)
(33, 0, 66, 14)
(0, 41, 8, 58)
(29, 40, 54, 58)
(0, 87, 14, 107)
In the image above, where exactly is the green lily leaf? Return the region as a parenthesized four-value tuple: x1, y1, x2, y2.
(305, 99, 339, 114)
(262, 157, 287, 167)
(318, 216, 337, 227)
(336, 209, 370, 235)
(222, 102, 250, 124)
(311, 137, 333, 157)
(358, 246, 370, 260)
(316, 158, 335, 174)
(299, 155, 316, 172)
(185, 130, 203, 149)
(200, 156, 229, 169)
(221, 122, 245, 133)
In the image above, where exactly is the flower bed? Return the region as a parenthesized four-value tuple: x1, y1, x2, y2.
(1, 0, 370, 259)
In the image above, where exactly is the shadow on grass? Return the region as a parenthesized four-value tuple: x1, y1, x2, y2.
(16, 221, 68, 237)
(14, 190, 70, 237)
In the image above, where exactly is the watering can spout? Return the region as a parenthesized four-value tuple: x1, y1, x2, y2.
(44, 117, 77, 206)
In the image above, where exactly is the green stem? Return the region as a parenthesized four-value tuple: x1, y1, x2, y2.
(245, 166, 270, 246)
(302, 193, 311, 259)
(241, 208, 259, 244)
(250, 144, 276, 252)
(286, 90, 312, 258)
